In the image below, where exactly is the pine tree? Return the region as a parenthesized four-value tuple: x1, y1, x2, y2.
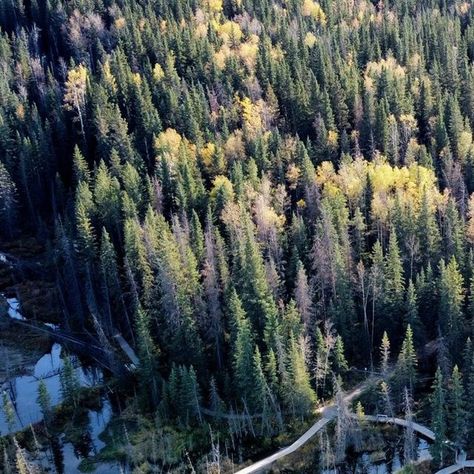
(294, 260, 313, 333)
(238, 225, 280, 351)
(404, 280, 424, 346)
(430, 367, 447, 467)
(135, 306, 160, 408)
(438, 257, 465, 352)
(332, 335, 349, 376)
(2, 391, 15, 432)
(250, 346, 268, 414)
(209, 376, 225, 415)
(417, 189, 440, 267)
(233, 312, 256, 407)
(448, 365, 466, 449)
(385, 230, 405, 331)
(467, 354, 474, 440)
(190, 210, 205, 264)
(75, 181, 97, 263)
(283, 335, 316, 417)
(265, 349, 278, 395)
(395, 325, 417, 395)
(60, 356, 80, 407)
(93, 161, 121, 235)
(37, 380, 52, 423)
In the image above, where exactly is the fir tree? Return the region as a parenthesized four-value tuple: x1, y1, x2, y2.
(430, 367, 447, 467)
(448, 365, 466, 449)
(395, 325, 417, 395)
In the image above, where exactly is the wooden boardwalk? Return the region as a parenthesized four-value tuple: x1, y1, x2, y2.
(235, 380, 375, 474)
(234, 376, 442, 474)
(358, 415, 435, 441)
(435, 455, 474, 473)
(235, 417, 332, 474)
(113, 333, 139, 366)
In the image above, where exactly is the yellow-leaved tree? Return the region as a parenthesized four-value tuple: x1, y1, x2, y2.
(64, 64, 88, 138)
(302, 0, 327, 25)
(239, 96, 263, 140)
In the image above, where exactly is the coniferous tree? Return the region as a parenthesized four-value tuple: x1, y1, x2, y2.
(430, 367, 447, 467)
(439, 257, 465, 353)
(135, 307, 160, 408)
(60, 357, 80, 407)
(233, 310, 256, 408)
(283, 335, 316, 417)
(385, 230, 405, 335)
(37, 380, 52, 424)
(448, 365, 466, 449)
(394, 325, 417, 395)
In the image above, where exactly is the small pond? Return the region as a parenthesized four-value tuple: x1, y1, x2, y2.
(320, 436, 431, 473)
(0, 297, 123, 473)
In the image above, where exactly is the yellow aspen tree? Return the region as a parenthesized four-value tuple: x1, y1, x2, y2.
(64, 64, 88, 139)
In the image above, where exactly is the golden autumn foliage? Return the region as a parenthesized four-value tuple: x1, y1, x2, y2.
(224, 130, 246, 162)
(316, 157, 442, 224)
(218, 20, 243, 45)
(15, 104, 25, 121)
(63, 64, 88, 113)
(114, 17, 126, 29)
(212, 19, 259, 70)
(239, 36, 259, 69)
(302, 0, 327, 24)
(200, 142, 217, 168)
(204, 0, 223, 14)
(239, 96, 263, 139)
(210, 175, 234, 202)
(364, 56, 406, 91)
(304, 32, 317, 48)
(154, 128, 187, 165)
(286, 164, 301, 190)
(102, 60, 117, 92)
(327, 130, 339, 148)
(153, 63, 165, 82)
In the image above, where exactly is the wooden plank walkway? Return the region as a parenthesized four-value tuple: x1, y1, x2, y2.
(435, 460, 474, 473)
(358, 415, 436, 441)
(113, 333, 139, 366)
(235, 417, 331, 474)
(235, 379, 376, 474)
(234, 376, 442, 474)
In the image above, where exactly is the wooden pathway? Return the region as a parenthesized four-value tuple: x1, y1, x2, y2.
(235, 380, 374, 474)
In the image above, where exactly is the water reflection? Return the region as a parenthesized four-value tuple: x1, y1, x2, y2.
(321, 437, 431, 473)
(0, 298, 122, 472)
(0, 343, 103, 433)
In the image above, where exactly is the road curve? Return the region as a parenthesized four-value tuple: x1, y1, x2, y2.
(234, 380, 374, 474)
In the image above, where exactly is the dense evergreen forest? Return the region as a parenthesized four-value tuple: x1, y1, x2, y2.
(2, 0, 474, 471)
